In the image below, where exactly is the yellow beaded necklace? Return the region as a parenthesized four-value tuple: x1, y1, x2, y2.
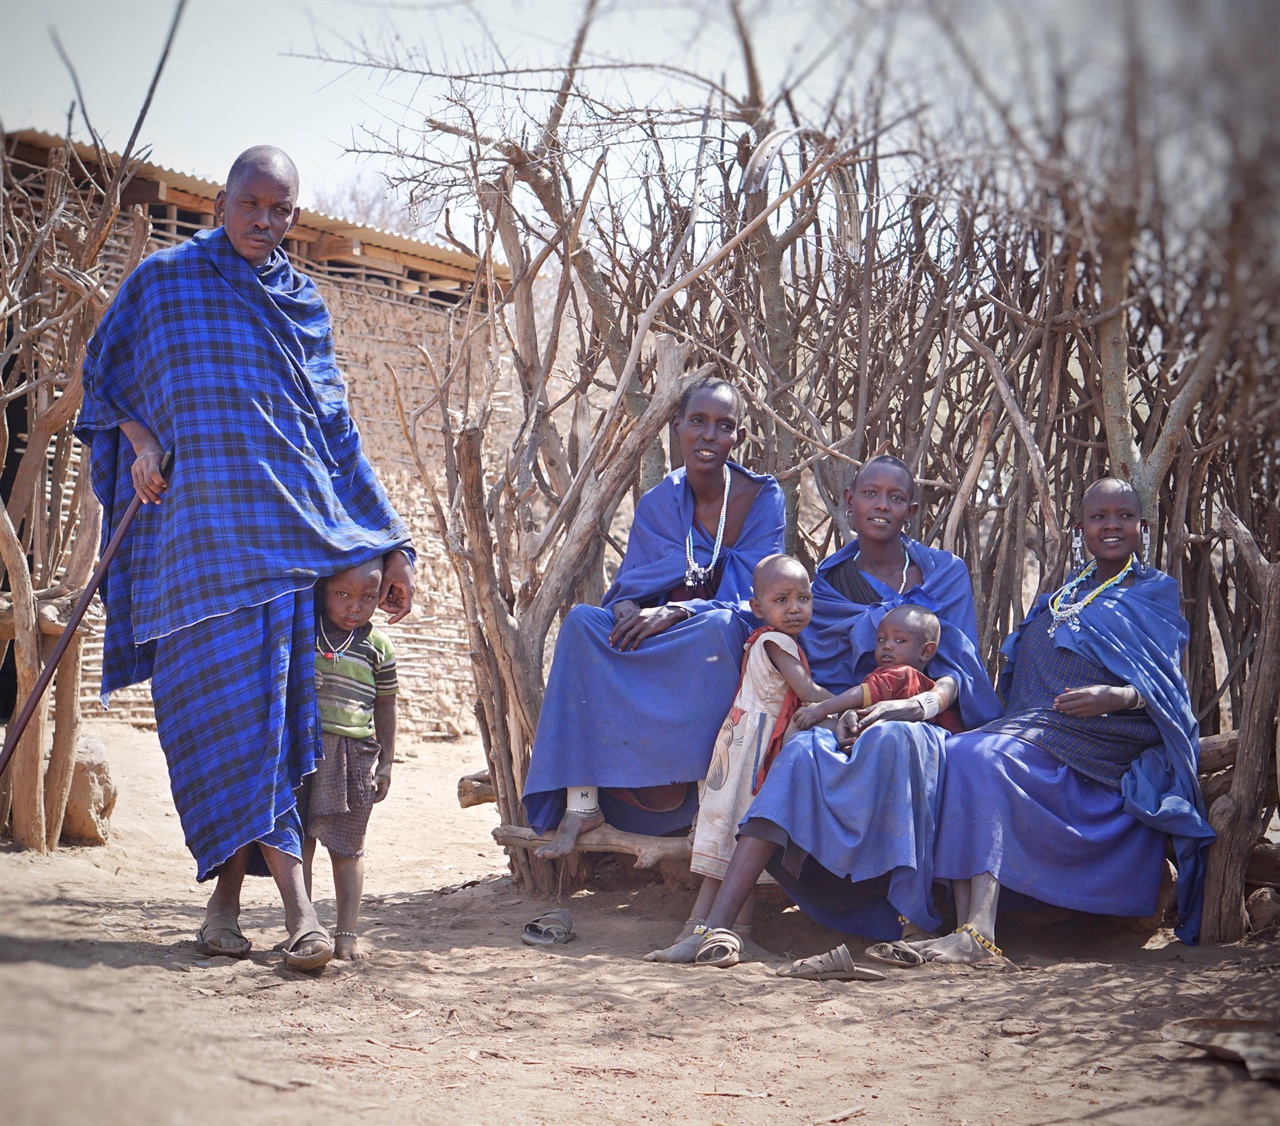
(1047, 554, 1137, 632)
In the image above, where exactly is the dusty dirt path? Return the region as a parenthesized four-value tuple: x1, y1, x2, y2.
(1, 717, 1277, 1125)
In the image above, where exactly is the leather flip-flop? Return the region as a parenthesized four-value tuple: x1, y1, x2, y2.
(280, 927, 333, 972)
(195, 915, 251, 958)
(776, 943, 886, 982)
(865, 940, 927, 968)
(694, 927, 742, 968)
(521, 908, 576, 946)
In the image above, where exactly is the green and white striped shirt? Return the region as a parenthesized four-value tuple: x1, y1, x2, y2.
(315, 624, 397, 739)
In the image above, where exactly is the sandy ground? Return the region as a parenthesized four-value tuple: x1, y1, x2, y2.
(1, 718, 1277, 1126)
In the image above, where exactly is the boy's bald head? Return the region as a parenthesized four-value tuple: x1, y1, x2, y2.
(881, 603, 940, 645)
(753, 553, 810, 593)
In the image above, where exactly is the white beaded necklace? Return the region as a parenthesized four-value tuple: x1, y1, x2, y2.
(1047, 554, 1136, 632)
(317, 619, 357, 664)
(853, 541, 911, 594)
(685, 465, 732, 589)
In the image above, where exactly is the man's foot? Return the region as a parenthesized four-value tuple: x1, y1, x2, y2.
(644, 920, 705, 963)
(918, 923, 1000, 965)
(333, 931, 362, 961)
(280, 924, 334, 972)
(535, 808, 604, 859)
(195, 913, 251, 958)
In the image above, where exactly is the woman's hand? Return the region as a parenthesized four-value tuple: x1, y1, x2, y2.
(836, 697, 928, 746)
(379, 550, 416, 624)
(608, 604, 688, 651)
(1053, 685, 1137, 717)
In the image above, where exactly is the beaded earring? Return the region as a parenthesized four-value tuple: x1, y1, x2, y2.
(1141, 523, 1151, 565)
(1071, 526, 1085, 569)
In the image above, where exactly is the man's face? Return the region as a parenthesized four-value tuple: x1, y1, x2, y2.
(214, 166, 299, 267)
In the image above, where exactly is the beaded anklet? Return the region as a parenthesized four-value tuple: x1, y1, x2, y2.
(334, 930, 358, 939)
(956, 922, 1001, 958)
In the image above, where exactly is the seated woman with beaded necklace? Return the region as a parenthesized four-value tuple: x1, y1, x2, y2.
(906, 477, 1215, 964)
(522, 378, 786, 858)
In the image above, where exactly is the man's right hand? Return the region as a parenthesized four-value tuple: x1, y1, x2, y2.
(120, 421, 169, 504)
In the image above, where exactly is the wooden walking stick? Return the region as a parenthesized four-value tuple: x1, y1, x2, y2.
(0, 451, 172, 777)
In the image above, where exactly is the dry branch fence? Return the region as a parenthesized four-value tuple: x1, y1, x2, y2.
(345, 0, 1278, 940)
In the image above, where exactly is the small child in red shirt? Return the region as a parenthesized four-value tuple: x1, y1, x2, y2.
(791, 603, 965, 736)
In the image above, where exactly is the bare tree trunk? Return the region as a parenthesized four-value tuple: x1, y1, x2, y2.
(1200, 508, 1280, 943)
(43, 636, 84, 849)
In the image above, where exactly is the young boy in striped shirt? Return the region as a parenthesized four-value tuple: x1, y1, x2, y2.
(301, 558, 398, 960)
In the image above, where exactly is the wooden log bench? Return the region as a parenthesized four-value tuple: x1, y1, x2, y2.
(476, 730, 1280, 890)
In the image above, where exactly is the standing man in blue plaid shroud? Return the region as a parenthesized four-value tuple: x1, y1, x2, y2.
(77, 146, 415, 973)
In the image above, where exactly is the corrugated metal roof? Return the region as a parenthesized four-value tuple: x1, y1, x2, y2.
(5, 128, 503, 278)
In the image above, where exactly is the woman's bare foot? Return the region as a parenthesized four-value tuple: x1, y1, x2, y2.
(535, 809, 605, 858)
(645, 919, 705, 963)
(918, 924, 998, 965)
(334, 931, 362, 960)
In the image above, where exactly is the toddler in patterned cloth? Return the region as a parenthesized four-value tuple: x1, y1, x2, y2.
(300, 559, 398, 960)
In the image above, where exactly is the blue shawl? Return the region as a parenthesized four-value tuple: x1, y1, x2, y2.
(803, 538, 1002, 727)
(1006, 566, 1214, 943)
(522, 464, 785, 835)
(78, 227, 410, 694)
(601, 462, 784, 614)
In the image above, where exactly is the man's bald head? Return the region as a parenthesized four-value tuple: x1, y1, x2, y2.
(214, 146, 301, 267)
(226, 146, 299, 198)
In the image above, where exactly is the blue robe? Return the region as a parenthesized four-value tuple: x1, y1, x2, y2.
(78, 228, 410, 879)
(935, 566, 1214, 943)
(522, 464, 786, 835)
(742, 538, 1001, 938)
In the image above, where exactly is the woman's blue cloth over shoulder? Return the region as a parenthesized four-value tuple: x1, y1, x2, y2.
(804, 538, 1002, 726)
(522, 465, 785, 835)
(740, 537, 1001, 939)
(943, 566, 1213, 943)
(78, 228, 410, 879)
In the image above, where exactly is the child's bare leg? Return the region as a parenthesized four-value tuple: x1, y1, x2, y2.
(301, 836, 317, 900)
(330, 851, 365, 960)
(644, 876, 721, 962)
(704, 837, 778, 930)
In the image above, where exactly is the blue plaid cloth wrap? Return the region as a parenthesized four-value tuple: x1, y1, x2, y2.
(78, 227, 411, 880)
(986, 566, 1214, 943)
(522, 464, 785, 836)
(741, 539, 1002, 940)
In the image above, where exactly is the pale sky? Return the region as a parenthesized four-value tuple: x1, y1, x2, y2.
(0, 1, 601, 206)
(1, 0, 848, 211)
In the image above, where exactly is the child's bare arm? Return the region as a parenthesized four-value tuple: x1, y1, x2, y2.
(373, 696, 396, 802)
(793, 684, 867, 731)
(763, 640, 831, 703)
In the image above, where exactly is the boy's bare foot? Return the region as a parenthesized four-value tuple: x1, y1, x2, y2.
(334, 931, 362, 961)
(535, 809, 604, 858)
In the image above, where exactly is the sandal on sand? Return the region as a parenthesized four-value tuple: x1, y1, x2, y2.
(195, 915, 251, 958)
(280, 927, 334, 972)
(521, 908, 576, 947)
(777, 943, 886, 982)
(865, 940, 926, 968)
(694, 927, 741, 968)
